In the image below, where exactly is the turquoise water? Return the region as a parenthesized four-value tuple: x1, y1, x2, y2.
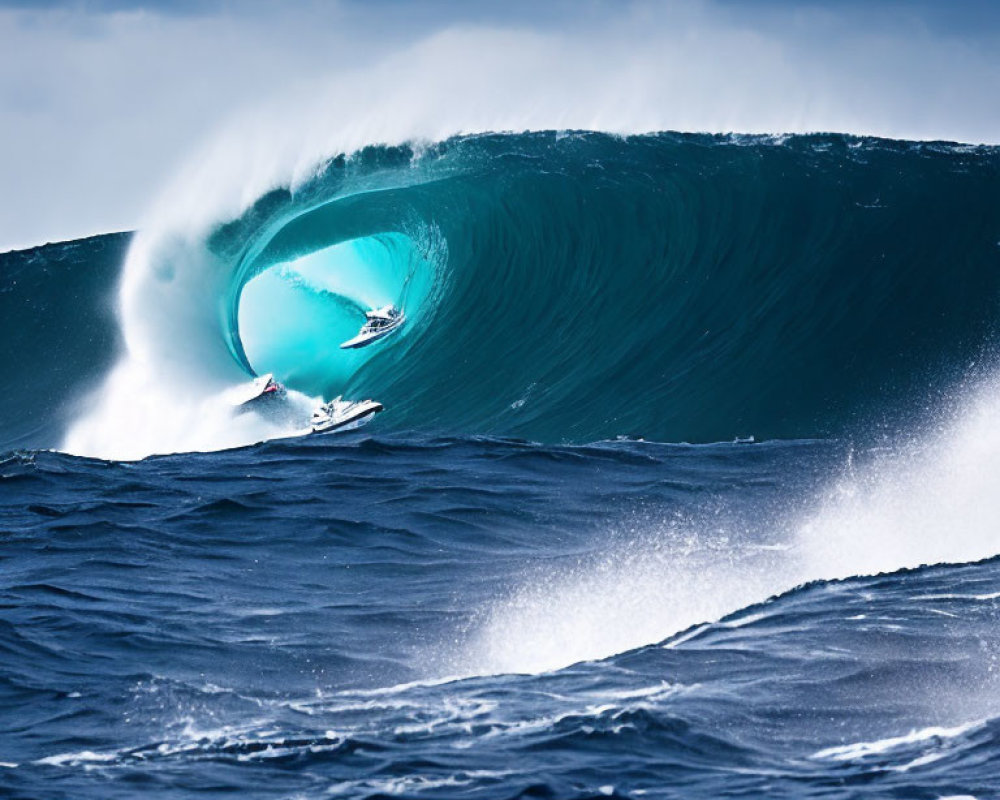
(238, 233, 436, 395)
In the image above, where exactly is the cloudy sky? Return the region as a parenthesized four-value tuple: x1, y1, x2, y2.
(1, 0, 999, 251)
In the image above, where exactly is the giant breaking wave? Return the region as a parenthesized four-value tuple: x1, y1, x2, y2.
(2, 132, 999, 458)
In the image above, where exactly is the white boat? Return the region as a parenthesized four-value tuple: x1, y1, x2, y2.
(231, 373, 287, 409)
(310, 397, 384, 434)
(340, 305, 405, 349)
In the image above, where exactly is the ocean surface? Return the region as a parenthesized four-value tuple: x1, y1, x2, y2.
(3, 131, 1000, 799)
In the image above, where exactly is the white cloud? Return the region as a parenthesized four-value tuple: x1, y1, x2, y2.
(1, 0, 999, 250)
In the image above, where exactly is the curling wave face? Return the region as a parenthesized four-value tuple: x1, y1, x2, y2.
(2, 132, 1000, 457)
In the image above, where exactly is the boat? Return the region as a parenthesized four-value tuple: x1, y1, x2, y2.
(340, 305, 406, 349)
(310, 397, 384, 434)
(232, 373, 287, 409)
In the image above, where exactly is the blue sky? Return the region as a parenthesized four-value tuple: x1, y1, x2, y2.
(1, 0, 999, 250)
(4, 0, 1000, 34)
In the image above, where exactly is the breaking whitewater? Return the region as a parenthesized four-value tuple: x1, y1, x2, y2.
(3, 131, 1000, 800)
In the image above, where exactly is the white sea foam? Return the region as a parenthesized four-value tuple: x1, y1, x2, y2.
(325, 770, 513, 797)
(812, 721, 983, 762)
(37, 750, 119, 767)
(62, 355, 319, 460)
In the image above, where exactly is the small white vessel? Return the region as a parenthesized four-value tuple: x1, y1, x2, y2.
(310, 397, 384, 434)
(231, 373, 287, 409)
(340, 305, 405, 349)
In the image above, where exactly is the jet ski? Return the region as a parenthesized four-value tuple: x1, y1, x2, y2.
(232, 373, 287, 409)
(310, 397, 384, 434)
(340, 305, 405, 349)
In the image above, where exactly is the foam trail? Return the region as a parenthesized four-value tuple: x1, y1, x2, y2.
(811, 722, 984, 762)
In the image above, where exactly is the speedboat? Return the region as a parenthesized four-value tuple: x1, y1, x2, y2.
(310, 397, 384, 434)
(340, 305, 405, 349)
(232, 373, 287, 409)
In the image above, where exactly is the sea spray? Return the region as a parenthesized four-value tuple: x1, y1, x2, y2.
(458, 376, 1000, 674)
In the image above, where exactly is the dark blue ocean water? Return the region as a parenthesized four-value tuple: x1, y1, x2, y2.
(4, 433, 1000, 799)
(4, 131, 1000, 798)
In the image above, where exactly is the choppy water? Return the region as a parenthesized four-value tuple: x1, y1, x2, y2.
(3, 130, 1000, 798)
(4, 433, 1000, 799)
